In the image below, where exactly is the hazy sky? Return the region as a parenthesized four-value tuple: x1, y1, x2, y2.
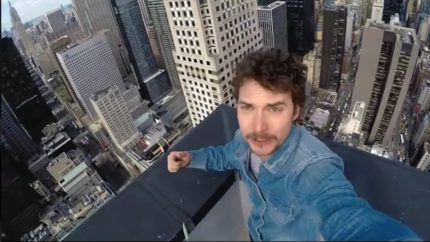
(1, 0, 71, 31)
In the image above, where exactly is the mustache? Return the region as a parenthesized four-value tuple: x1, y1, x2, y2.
(246, 133, 276, 140)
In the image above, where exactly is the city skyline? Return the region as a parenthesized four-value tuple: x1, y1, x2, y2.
(1, 0, 71, 32)
(1, 0, 429, 241)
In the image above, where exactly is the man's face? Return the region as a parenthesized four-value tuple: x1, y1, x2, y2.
(237, 79, 299, 160)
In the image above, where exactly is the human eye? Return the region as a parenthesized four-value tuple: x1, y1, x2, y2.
(240, 105, 253, 111)
(268, 106, 283, 112)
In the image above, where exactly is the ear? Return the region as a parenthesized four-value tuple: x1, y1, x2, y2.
(293, 105, 300, 121)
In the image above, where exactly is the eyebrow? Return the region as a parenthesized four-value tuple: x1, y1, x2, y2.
(237, 101, 287, 106)
(267, 102, 287, 107)
(237, 100, 252, 106)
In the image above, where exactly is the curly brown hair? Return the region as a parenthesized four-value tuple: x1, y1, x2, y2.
(232, 49, 307, 107)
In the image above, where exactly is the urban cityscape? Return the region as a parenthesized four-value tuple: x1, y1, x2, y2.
(1, 0, 429, 241)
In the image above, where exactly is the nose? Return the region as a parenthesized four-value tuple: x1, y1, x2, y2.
(254, 110, 268, 133)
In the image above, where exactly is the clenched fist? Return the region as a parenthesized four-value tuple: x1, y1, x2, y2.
(167, 151, 192, 173)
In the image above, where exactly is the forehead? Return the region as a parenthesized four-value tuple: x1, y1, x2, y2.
(238, 79, 292, 102)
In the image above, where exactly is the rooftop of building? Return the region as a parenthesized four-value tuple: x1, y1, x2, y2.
(366, 19, 418, 43)
(64, 105, 430, 241)
(257, 1, 285, 10)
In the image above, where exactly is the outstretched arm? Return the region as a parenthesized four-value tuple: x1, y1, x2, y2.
(294, 158, 421, 241)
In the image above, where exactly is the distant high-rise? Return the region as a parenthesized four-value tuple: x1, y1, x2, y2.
(416, 80, 430, 113)
(351, 20, 419, 145)
(165, 0, 262, 126)
(45, 36, 86, 119)
(147, 0, 181, 90)
(258, 0, 314, 55)
(320, 6, 347, 92)
(56, 32, 127, 121)
(1, 149, 43, 241)
(417, 15, 430, 46)
(0, 38, 56, 143)
(303, 50, 316, 97)
(416, 142, 430, 171)
(412, 47, 430, 98)
(257, 1, 288, 52)
(344, 6, 355, 51)
(90, 86, 141, 151)
(382, 0, 403, 23)
(71, 0, 131, 78)
(45, 8, 66, 33)
(112, 0, 172, 104)
(371, 0, 384, 21)
(147, 26, 165, 69)
(412, 113, 430, 149)
(1, 96, 39, 162)
(9, 2, 35, 57)
(285, 0, 315, 55)
(137, 0, 152, 31)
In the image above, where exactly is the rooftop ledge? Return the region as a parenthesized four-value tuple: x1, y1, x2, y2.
(65, 105, 430, 241)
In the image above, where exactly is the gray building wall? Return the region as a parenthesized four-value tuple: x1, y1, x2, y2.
(113, 0, 172, 104)
(257, 1, 288, 52)
(320, 6, 347, 92)
(351, 21, 419, 145)
(1, 96, 39, 162)
(147, 0, 181, 90)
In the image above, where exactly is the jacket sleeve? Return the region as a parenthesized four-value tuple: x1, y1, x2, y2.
(187, 131, 241, 172)
(293, 157, 421, 241)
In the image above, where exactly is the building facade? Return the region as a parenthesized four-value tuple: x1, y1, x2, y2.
(165, 0, 262, 126)
(1, 38, 56, 143)
(147, 0, 182, 90)
(90, 86, 141, 151)
(284, 0, 315, 55)
(1, 96, 40, 162)
(71, 0, 131, 78)
(56, 32, 127, 121)
(112, 0, 172, 104)
(45, 8, 66, 33)
(320, 6, 347, 92)
(257, 1, 288, 52)
(351, 20, 419, 145)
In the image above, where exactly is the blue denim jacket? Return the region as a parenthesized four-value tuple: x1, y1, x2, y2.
(188, 125, 420, 241)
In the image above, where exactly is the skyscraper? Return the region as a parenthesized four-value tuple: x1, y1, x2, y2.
(147, 0, 181, 90)
(320, 6, 347, 92)
(45, 8, 66, 33)
(90, 86, 141, 151)
(45, 36, 86, 119)
(165, 0, 262, 126)
(412, 47, 430, 98)
(284, 0, 315, 55)
(0, 38, 56, 143)
(257, 1, 288, 52)
(371, 0, 384, 21)
(56, 32, 127, 121)
(9, 2, 35, 58)
(417, 15, 430, 46)
(1, 96, 39, 162)
(1, 149, 43, 241)
(112, 0, 172, 104)
(412, 113, 430, 149)
(382, 0, 403, 23)
(71, 0, 131, 77)
(416, 80, 430, 113)
(415, 142, 430, 172)
(351, 20, 419, 145)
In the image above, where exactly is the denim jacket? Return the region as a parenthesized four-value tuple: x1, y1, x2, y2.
(188, 125, 420, 241)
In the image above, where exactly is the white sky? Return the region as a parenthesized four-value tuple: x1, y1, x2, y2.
(1, 0, 71, 31)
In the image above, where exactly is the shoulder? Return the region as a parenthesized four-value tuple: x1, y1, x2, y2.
(292, 126, 344, 174)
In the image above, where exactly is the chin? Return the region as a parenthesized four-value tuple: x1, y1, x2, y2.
(251, 147, 276, 159)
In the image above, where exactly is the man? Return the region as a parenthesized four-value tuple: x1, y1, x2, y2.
(167, 50, 420, 241)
